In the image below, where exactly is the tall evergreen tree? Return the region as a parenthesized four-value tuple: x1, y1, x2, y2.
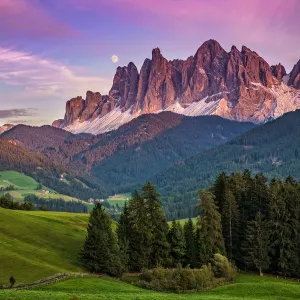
(142, 182, 170, 267)
(116, 202, 130, 269)
(197, 189, 224, 264)
(79, 204, 123, 276)
(168, 220, 185, 266)
(127, 190, 152, 271)
(222, 189, 239, 260)
(184, 218, 197, 267)
(212, 172, 227, 214)
(243, 212, 270, 276)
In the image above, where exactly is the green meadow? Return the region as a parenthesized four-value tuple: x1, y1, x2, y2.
(1, 274, 299, 300)
(0, 171, 82, 202)
(107, 193, 130, 207)
(0, 208, 89, 285)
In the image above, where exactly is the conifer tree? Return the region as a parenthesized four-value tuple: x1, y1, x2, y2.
(197, 189, 224, 264)
(243, 212, 270, 276)
(184, 218, 197, 267)
(212, 172, 227, 213)
(117, 202, 130, 269)
(222, 189, 239, 260)
(168, 220, 185, 266)
(127, 190, 152, 271)
(79, 204, 123, 276)
(142, 182, 170, 267)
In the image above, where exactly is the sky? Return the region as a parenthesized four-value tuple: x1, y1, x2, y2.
(0, 0, 299, 126)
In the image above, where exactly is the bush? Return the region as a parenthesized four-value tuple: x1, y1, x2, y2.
(213, 253, 237, 281)
(194, 264, 214, 291)
(9, 276, 16, 287)
(138, 255, 236, 293)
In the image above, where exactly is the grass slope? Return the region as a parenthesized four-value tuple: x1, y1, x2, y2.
(0, 171, 82, 202)
(1, 274, 300, 299)
(107, 193, 130, 207)
(0, 208, 89, 285)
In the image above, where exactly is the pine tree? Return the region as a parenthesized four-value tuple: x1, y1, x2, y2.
(222, 189, 239, 260)
(212, 172, 227, 214)
(243, 212, 270, 276)
(197, 189, 224, 264)
(127, 190, 152, 271)
(79, 204, 123, 276)
(168, 220, 185, 266)
(142, 182, 170, 267)
(116, 202, 130, 269)
(183, 218, 197, 267)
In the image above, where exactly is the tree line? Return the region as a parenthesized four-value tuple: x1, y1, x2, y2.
(80, 182, 226, 277)
(80, 173, 300, 279)
(24, 194, 88, 213)
(212, 170, 300, 277)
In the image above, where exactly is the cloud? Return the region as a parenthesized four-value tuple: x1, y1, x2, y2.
(0, 47, 112, 98)
(0, 108, 36, 119)
(0, 0, 76, 39)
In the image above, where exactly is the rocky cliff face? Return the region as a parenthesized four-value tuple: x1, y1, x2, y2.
(53, 39, 300, 134)
(0, 124, 15, 135)
(288, 60, 300, 89)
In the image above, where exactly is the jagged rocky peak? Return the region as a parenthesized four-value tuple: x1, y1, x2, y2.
(109, 62, 139, 111)
(288, 60, 300, 89)
(65, 96, 85, 124)
(271, 63, 287, 82)
(53, 39, 300, 134)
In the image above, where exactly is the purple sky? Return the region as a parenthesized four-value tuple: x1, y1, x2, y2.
(0, 0, 299, 125)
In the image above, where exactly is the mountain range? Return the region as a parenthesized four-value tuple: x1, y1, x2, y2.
(52, 39, 300, 135)
(1, 113, 254, 191)
(1, 39, 300, 219)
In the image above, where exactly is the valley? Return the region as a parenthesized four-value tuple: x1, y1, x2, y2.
(0, 11, 300, 298)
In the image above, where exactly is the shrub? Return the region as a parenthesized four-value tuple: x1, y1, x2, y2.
(9, 276, 16, 287)
(213, 253, 236, 281)
(194, 264, 214, 291)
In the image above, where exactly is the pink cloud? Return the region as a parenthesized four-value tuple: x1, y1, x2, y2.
(69, 0, 300, 70)
(0, 0, 76, 39)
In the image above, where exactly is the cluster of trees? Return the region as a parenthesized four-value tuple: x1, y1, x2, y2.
(0, 184, 15, 192)
(212, 170, 300, 277)
(79, 182, 226, 277)
(0, 196, 34, 211)
(24, 194, 88, 213)
(80, 174, 300, 280)
(32, 171, 109, 201)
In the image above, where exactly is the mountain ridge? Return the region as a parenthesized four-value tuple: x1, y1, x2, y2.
(53, 39, 300, 134)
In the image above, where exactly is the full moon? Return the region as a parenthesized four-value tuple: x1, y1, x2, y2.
(111, 55, 119, 63)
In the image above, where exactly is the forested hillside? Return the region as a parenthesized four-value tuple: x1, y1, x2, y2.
(0, 138, 109, 200)
(92, 115, 255, 191)
(154, 110, 300, 218)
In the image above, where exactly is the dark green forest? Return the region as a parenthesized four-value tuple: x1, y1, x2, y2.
(80, 175, 300, 283)
(155, 110, 300, 218)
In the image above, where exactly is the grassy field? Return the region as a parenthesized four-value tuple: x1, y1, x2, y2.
(0, 208, 90, 285)
(0, 171, 82, 202)
(1, 274, 299, 299)
(107, 193, 130, 207)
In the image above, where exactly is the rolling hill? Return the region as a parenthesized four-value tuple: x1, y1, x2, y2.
(153, 109, 300, 205)
(1, 274, 300, 299)
(0, 137, 109, 200)
(2, 113, 255, 193)
(0, 208, 89, 285)
(0, 171, 82, 202)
